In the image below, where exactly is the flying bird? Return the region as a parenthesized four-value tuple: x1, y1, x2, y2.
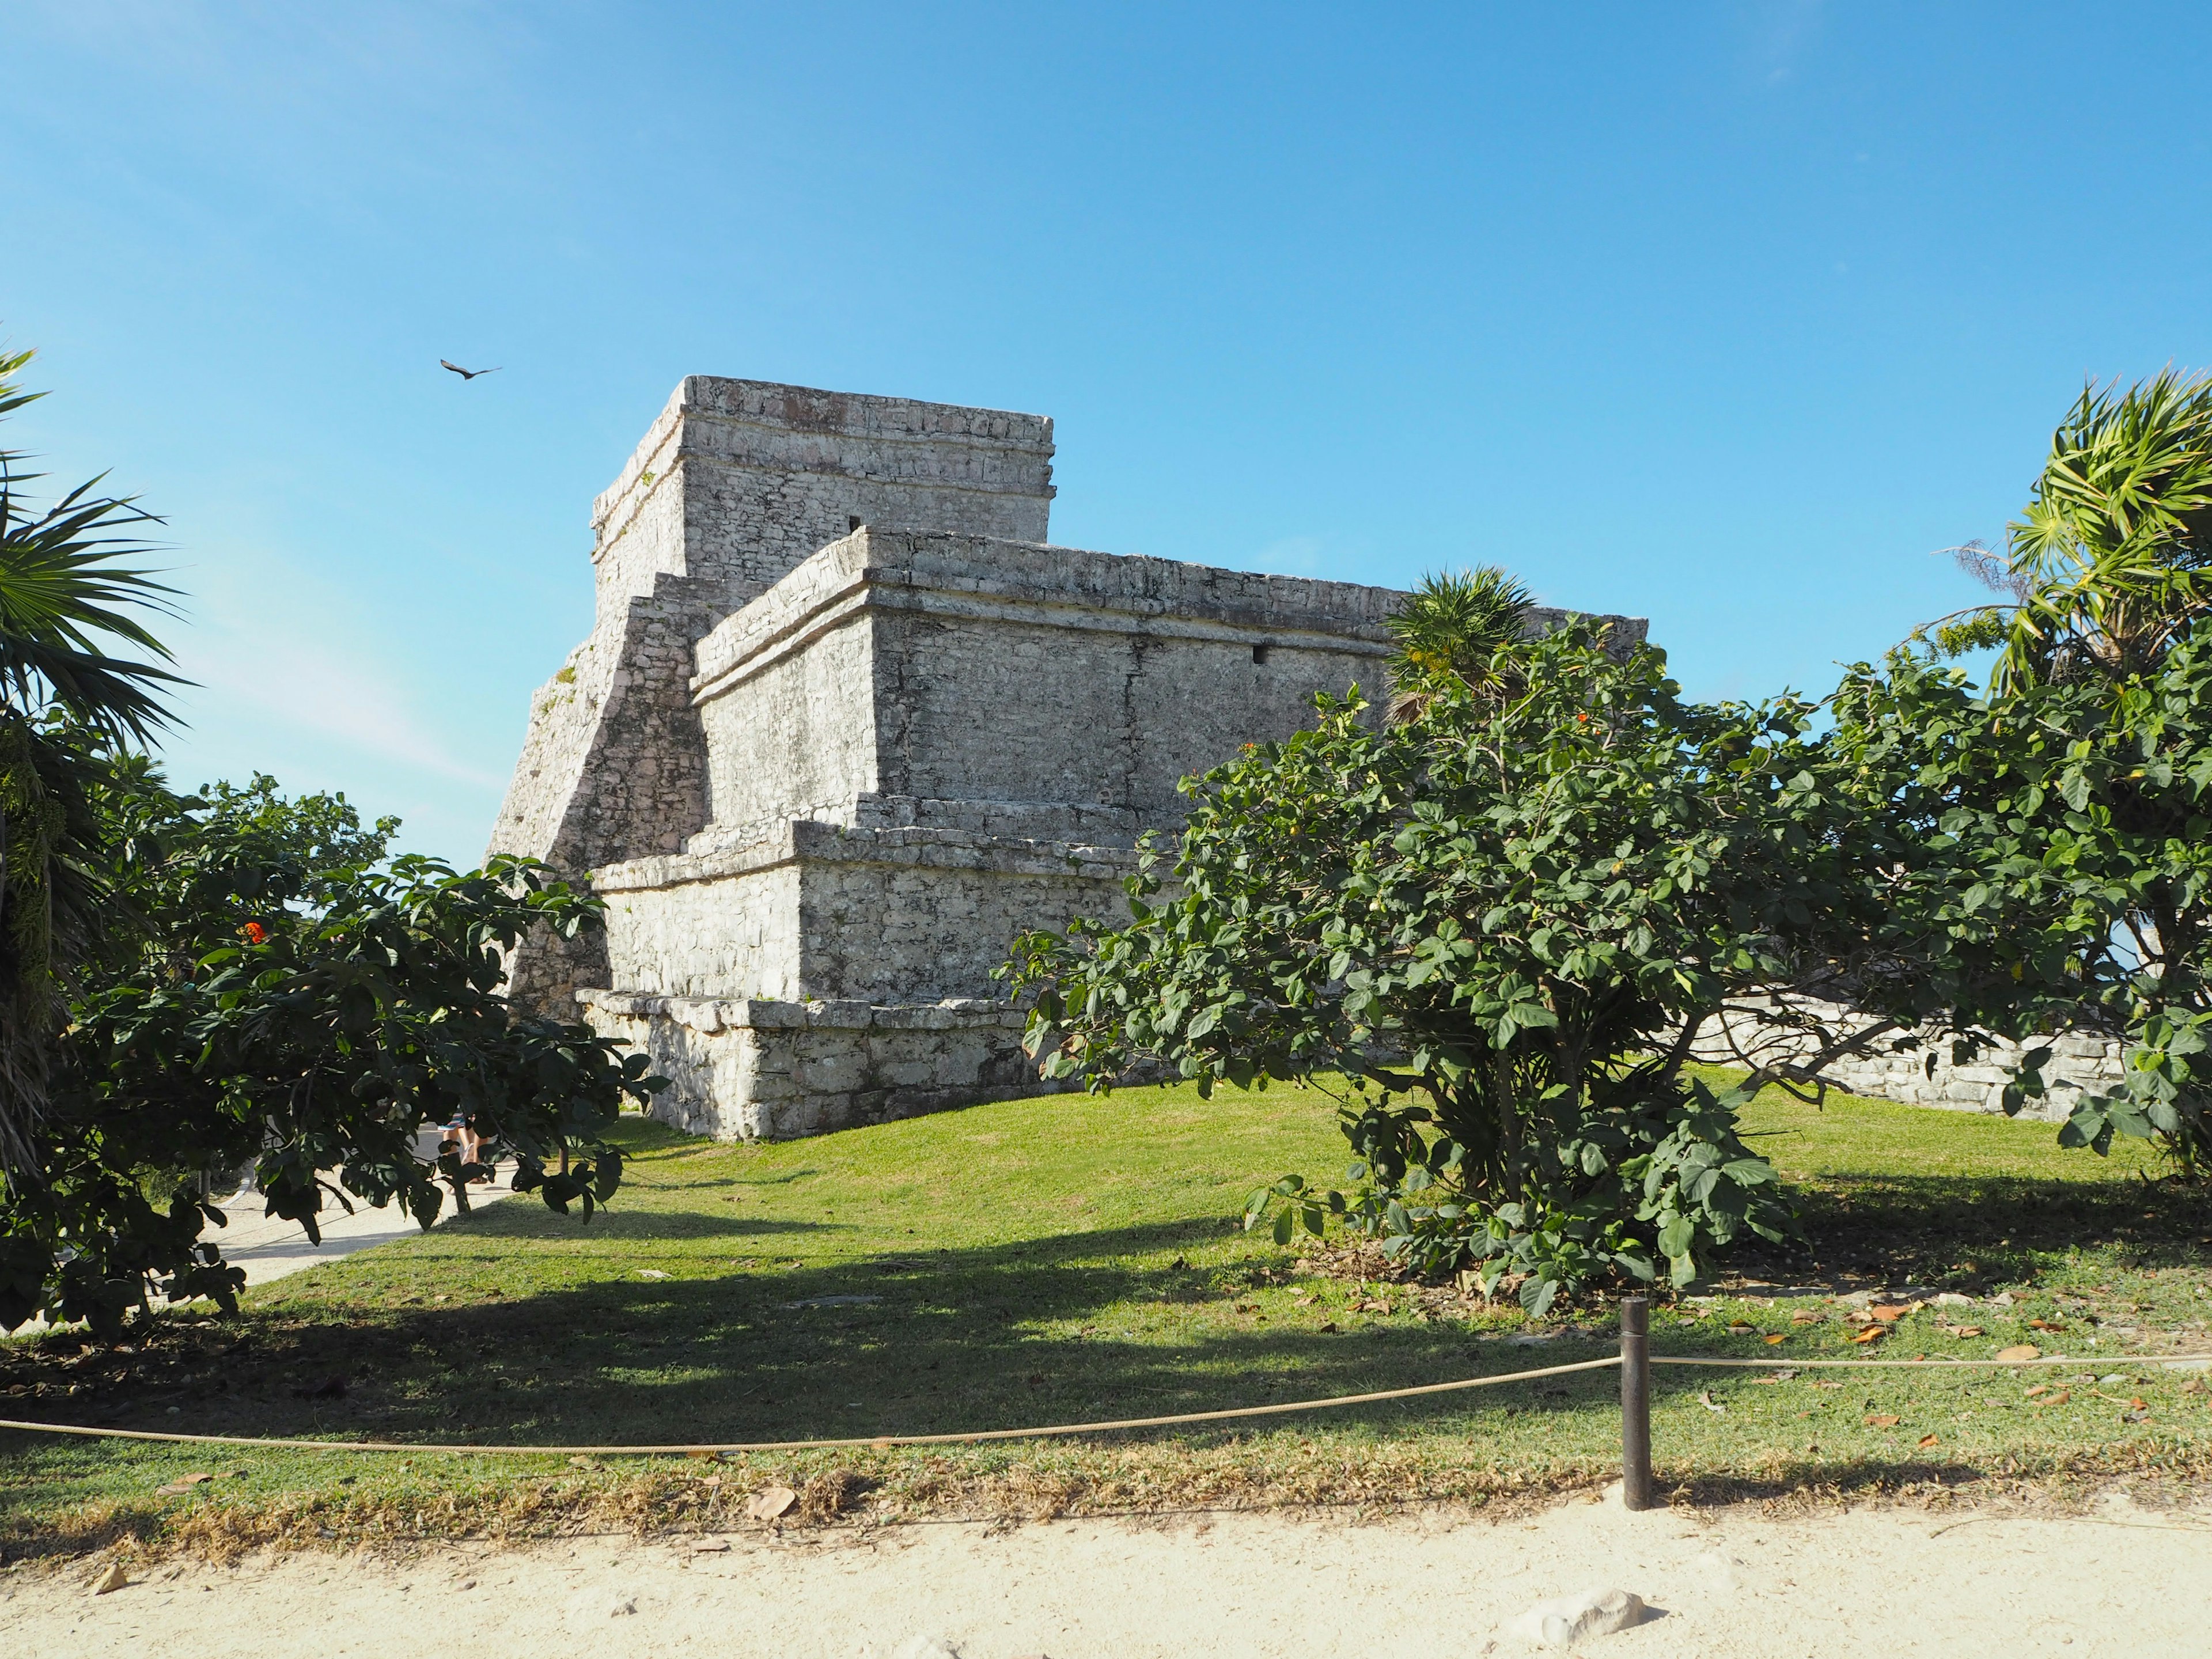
(440, 359, 501, 380)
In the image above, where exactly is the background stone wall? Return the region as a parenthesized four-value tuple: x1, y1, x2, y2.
(1693, 999, 2127, 1123)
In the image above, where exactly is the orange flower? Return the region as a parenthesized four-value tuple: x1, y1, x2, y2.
(241, 921, 267, 945)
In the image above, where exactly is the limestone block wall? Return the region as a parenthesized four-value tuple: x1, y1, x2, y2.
(487, 378, 1059, 1016)
(578, 991, 1059, 1141)
(588, 378, 1055, 618)
(593, 821, 1139, 1005)
(687, 528, 1449, 839)
(487, 573, 719, 1013)
(1820, 1028, 2126, 1121)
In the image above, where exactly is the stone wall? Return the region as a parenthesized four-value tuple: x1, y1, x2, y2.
(577, 991, 1060, 1142)
(588, 377, 1055, 616)
(592, 821, 1139, 1005)
(688, 527, 1425, 838)
(488, 378, 1058, 1014)
(1694, 1000, 2126, 1123)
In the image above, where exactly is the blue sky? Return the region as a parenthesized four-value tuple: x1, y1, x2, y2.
(6, 3, 2211, 861)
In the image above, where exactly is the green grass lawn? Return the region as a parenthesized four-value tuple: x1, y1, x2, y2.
(3, 1073, 2209, 1556)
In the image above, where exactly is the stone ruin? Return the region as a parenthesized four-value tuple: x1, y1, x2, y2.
(490, 376, 1635, 1140)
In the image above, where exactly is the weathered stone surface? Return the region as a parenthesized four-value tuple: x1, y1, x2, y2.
(577, 990, 1066, 1141)
(488, 377, 1056, 1015)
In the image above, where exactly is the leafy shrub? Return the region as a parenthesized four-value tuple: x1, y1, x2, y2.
(0, 761, 661, 1336)
(1007, 622, 1887, 1307)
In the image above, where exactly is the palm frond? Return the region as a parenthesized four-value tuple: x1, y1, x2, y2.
(1385, 566, 1535, 720)
(0, 352, 184, 742)
(1997, 368, 2212, 686)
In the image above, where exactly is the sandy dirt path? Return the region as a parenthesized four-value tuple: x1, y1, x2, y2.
(4, 1493, 2207, 1659)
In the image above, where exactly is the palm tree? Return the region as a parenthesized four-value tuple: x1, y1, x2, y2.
(1933, 369, 2212, 687)
(1384, 566, 1535, 721)
(0, 344, 182, 1167)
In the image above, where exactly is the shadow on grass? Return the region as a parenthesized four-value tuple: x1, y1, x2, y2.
(0, 1218, 1627, 1450)
(1785, 1170, 2206, 1284)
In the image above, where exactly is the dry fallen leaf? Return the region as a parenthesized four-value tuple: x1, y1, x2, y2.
(1870, 1304, 1910, 1324)
(1850, 1325, 1887, 1344)
(2025, 1385, 2050, 1398)
(89, 1562, 129, 1597)
(747, 1484, 798, 1521)
(1763, 1333, 1788, 1346)
(2037, 1389, 2073, 1406)
(2027, 1318, 2065, 1331)
(154, 1472, 215, 1495)
(1942, 1324, 1987, 1339)
(1790, 1311, 1823, 1325)
(1918, 1432, 1940, 1448)
(691, 1537, 730, 1552)
(1994, 1344, 2040, 1363)
(1698, 1390, 1725, 1414)
(1727, 1321, 1756, 1335)
(1865, 1413, 1900, 1427)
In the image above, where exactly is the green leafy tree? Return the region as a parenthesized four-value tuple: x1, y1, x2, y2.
(1830, 627, 2212, 1174)
(0, 346, 666, 1334)
(0, 759, 661, 1335)
(1871, 368, 2212, 1175)
(1007, 623, 1918, 1309)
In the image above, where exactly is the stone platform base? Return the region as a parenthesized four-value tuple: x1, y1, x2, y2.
(577, 989, 1072, 1141)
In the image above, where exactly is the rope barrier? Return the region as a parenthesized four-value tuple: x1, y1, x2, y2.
(0, 1354, 1624, 1457)
(1656, 1351, 2212, 1370)
(0, 1343, 2201, 1460)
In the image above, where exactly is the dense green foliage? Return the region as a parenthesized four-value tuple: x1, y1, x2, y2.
(1863, 368, 2212, 1174)
(1834, 623, 2212, 1172)
(0, 762, 661, 1336)
(1007, 624, 1922, 1306)
(1381, 565, 1533, 719)
(0, 348, 185, 1168)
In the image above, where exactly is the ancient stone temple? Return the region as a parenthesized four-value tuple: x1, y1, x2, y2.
(490, 376, 1635, 1140)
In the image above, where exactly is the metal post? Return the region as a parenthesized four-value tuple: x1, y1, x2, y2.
(1619, 1294, 1654, 1511)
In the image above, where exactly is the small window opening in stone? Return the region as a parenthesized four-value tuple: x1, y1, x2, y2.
(848, 515, 864, 532)
(1252, 644, 1271, 665)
